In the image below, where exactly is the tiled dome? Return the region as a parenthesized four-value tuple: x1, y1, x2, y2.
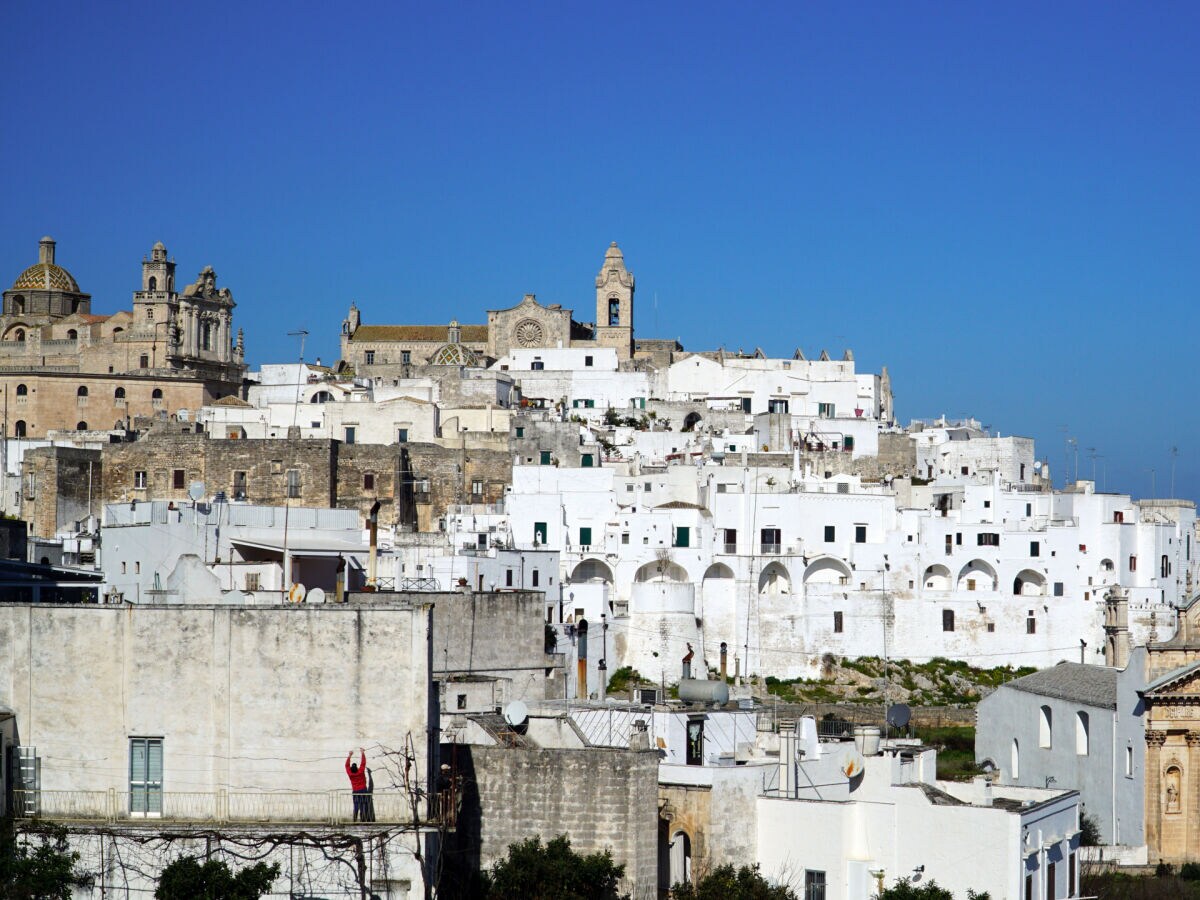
(12, 262, 80, 293)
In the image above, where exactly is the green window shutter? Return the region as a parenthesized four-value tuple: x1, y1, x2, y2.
(534, 522, 548, 544)
(674, 526, 690, 548)
(540, 450, 551, 465)
(581, 453, 594, 468)
(580, 527, 592, 546)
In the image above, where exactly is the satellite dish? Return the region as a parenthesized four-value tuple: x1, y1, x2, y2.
(188, 481, 206, 502)
(841, 749, 866, 779)
(887, 704, 912, 730)
(503, 700, 528, 729)
(307, 587, 326, 604)
(288, 582, 307, 604)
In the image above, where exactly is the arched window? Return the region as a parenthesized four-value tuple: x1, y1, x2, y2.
(1039, 705, 1053, 749)
(152, 388, 163, 400)
(1162, 555, 1170, 578)
(310, 390, 334, 404)
(202, 322, 212, 351)
(114, 387, 125, 399)
(13, 420, 26, 438)
(12, 296, 24, 314)
(148, 276, 157, 291)
(15, 384, 27, 396)
(608, 296, 620, 326)
(112, 327, 124, 336)
(67, 329, 77, 340)
(76, 422, 87, 431)
(77, 386, 88, 398)
(1011, 738, 1020, 780)
(1076, 711, 1089, 756)
(14, 329, 24, 342)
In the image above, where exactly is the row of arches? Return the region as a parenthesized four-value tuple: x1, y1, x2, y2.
(14, 384, 163, 400)
(567, 557, 850, 596)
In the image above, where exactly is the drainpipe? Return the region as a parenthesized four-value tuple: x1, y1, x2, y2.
(720, 642, 728, 681)
(598, 613, 608, 699)
(367, 500, 381, 590)
(577, 618, 588, 699)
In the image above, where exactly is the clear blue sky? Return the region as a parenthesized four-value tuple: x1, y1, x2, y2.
(2, 1, 1197, 500)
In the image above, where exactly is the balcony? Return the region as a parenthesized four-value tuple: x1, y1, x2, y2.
(12, 789, 438, 827)
(722, 542, 738, 554)
(760, 542, 782, 555)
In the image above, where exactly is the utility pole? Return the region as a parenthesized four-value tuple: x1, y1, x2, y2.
(281, 329, 308, 598)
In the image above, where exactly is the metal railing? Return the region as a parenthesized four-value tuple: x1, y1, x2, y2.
(760, 543, 782, 555)
(13, 789, 428, 826)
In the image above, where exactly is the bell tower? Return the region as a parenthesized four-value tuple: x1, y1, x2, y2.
(594, 242, 634, 361)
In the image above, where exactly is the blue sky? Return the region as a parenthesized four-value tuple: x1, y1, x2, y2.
(2, 1, 1197, 499)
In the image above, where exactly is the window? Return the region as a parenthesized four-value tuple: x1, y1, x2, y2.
(805, 870, 826, 900)
(686, 717, 704, 766)
(945, 534, 952, 555)
(173, 469, 185, 489)
(1114, 510, 1124, 523)
(1047, 861, 1056, 900)
(76, 421, 87, 430)
(961, 465, 969, 475)
(233, 471, 247, 496)
(530, 360, 544, 371)
(531, 569, 539, 587)
(77, 386, 88, 398)
(287, 469, 301, 498)
(1026, 503, 1032, 516)
(584, 355, 593, 367)
(401, 351, 411, 364)
(344, 426, 356, 444)
(761, 527, 781, 554)
(364, 473, 375, 491)
(1030, 541, 1040, 557)
(152, 388, 163, 400)
(956, 532, 962, 545)
(579, 527, 592, 547)
(1069, 853, 1077, 899)
(621, 532, 630, 544)
(1039, 705, 1052, 748)
(817, 403, 835, 418)
(15, 383, 27, 396)
(1027, 611, 1037, 634)
(966, 579, 976, 591)
(674, 526, 690, 548)
(364, 350, 375, 365)
(1129, 555, 1137, 571)
(1053, 582, 1064, 597)
(397, 428, 408, 443)
(608, 297, 620, 325)
(534, 522, 548, 545)
(471, 478, 483, 496)
(983, 500, 991, 508)
(1126, 746, 1134, 777)
(1025, 874, 1033, 900)
(14, 420, 26, 438)
(540, 450, 551, 465)
(134, 470, 147, 489)
(977, 532, 1000, 546)
(823, 525, 835, 542)
(1076, 711, 1089, 755)
(129, 737, 163, 815)
(1012, 738, 1020, 780)
(943, 609, 955, 632)
(833, 611, 843, 633)
(114, 386, 126, 401)
(855, 525, 867, 544)
(456, 693, 467, 710)
(515, 426, 524, 438)
(581, 453, 594, 468)
(843, 435, 854, 451)
(1162, 555, 1170, 578)
(245, 573, 260, 592)
(768, 399, 789, 414)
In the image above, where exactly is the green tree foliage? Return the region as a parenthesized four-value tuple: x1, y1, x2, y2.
(482, 834, 627, 900)
(155, 856, 279, 900)
(671, 863, 798, 899)
(0, 817, 93, 900)
(876, 880, 990, 900)
(1080, 810, 1101, 846)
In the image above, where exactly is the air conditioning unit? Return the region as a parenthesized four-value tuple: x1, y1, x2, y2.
(638, 688, 660, 706)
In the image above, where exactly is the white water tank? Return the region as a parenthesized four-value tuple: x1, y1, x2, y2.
(854, 725, 882, 756)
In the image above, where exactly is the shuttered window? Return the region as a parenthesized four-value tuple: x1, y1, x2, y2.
(129, 737, 163, 815)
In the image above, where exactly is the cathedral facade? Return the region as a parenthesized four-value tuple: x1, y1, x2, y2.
(340, 242, 640, 373)
(1, 237, 245, 437)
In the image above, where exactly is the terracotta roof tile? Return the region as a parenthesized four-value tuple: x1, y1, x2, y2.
(351, 324, 488, 343)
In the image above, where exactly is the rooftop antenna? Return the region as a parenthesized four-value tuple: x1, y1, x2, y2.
(1087, 447, 1097, 483)
(281, 329, 308, 598)
(1170, 446, 1179, 497)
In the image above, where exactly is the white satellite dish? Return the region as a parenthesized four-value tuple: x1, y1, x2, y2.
(503, 700, 528, 729)
(841, 749, 866, 779)
(307, 587, 326, 604)
(288, 582, 307, 604)
(188, 481, 206, 502)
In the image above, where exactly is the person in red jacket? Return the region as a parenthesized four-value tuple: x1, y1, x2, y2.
(345, 748, 367, 821)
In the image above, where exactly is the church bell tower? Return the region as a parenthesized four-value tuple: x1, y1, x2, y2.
(594, 242, 634, 361)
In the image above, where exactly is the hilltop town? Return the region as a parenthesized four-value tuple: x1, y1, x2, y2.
(2, 237, 1197, 898)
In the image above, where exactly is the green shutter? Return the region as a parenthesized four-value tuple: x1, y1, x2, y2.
(581, 453, 594, 467)
(580, 527, 592, 546)
(540, 450, 551, 465)
(534, 522, 548, 544)
(674, 526, 690, 548)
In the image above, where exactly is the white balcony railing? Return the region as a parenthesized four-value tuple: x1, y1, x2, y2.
(13, 789, 431, 826)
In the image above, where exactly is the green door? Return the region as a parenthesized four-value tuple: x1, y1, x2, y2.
(534, 522, 548, 545)
(580, 527, 592, 547)
(674, 526, 690, 548)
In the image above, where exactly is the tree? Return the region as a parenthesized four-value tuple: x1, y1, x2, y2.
(671, 863, 798, 899)
(155, 856, 279, 900)
(0, 817, 93, 900)
(876, 880, 991, 900)
(1080, 810, 1101, 846)
(481, 834, 627, 900)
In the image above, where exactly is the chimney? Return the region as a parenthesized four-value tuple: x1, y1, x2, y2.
(682, 642, 694, 680)
(719, 642, 728, 680)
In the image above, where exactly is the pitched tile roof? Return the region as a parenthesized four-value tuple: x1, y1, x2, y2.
(1145, 660, 1200, 694)
(351, 324, 488, 343)
(1005, 662, 1119, 710)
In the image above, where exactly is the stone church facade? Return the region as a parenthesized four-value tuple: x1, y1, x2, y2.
(1, 237, 245, 437)
(340, 242, 642, 373)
